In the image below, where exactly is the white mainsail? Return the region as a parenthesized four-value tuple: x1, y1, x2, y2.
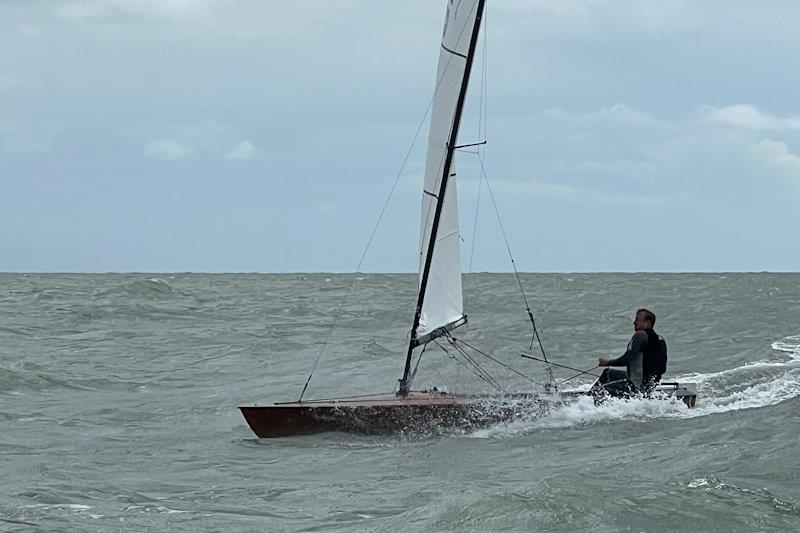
(416, 0, 481, 341)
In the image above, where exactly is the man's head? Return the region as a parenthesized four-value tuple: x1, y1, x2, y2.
(634, 308, 656, 331)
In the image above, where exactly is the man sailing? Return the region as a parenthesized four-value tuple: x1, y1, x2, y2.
(592, 308, 667, 398)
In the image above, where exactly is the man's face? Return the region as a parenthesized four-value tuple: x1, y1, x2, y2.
(633, 312, 650, 331)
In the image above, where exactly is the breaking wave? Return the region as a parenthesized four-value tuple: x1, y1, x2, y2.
(678, 333, 800, 417)
(471, 333, 800, 437)
(123, 277, 175, 297)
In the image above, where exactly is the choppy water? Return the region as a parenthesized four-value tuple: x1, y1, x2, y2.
(1, 273, 799, 531)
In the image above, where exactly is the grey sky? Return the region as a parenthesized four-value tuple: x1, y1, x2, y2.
(1, 0, 798, 272)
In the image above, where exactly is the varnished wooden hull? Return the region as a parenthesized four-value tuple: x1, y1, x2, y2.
(240, 383, 697, 438)
(240, 392, 532, 438)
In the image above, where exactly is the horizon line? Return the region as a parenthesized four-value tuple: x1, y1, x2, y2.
(1, 270, 797, 275)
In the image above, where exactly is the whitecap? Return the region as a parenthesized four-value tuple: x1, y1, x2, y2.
(21, 503, 92, 512)
(771, 334, 800, 356)
(687, 477, 713, 488)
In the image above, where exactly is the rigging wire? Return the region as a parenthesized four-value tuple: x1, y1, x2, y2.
(436, 338, 501, 391)
(297, 4, 481, 402)
(408, 343, 428, 386)
(476, 155, 551, 365)
(450, 341, 505, 392)
(520, 353, 600, 378)
(297, 95, 432, 403)
(433, 338, 506, 393)
(562, 365, 600, 384)
(462, 7, 552, 378)
(468, 9, 488, 273)
(450, 335, 543, 387)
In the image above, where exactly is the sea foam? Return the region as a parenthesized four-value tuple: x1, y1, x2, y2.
(471, 333, 800, 437)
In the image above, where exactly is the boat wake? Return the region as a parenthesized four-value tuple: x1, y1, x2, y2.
(471, 334, 800, 437)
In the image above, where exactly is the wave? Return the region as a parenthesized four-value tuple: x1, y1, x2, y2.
(677, 333, 800, 418)
(772, 334, 800, 355)
(85, 277, 178, 301)
(683, 475, 800, 516)
(0, 363, 87, 395)
(123, 278, 175, 297)
(471, 333, 800, 437)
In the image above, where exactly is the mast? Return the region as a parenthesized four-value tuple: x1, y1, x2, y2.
(399, 0, 486, 395)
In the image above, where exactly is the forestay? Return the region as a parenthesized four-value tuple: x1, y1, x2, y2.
(416, 0, 480, 342)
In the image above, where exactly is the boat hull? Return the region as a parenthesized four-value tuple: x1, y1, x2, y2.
(240, 383, 697, 438)
(239, 393, 501, 438)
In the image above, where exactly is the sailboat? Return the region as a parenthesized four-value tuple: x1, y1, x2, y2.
(240, 0, 697, 438)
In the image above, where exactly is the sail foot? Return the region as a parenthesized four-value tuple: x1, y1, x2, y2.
(413, 315, 468, 347)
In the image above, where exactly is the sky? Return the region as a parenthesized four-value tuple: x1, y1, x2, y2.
(1, 0, 799, 272)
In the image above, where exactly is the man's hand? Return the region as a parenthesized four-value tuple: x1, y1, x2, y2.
(598, 358, 609, 367)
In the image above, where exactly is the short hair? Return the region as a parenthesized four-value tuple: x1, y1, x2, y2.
(637, 308, 656, 326)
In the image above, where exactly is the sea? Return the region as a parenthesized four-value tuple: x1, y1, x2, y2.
(1, 273, 798, 532)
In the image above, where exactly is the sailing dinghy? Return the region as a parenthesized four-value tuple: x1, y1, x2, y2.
(240, 0, 697, 438)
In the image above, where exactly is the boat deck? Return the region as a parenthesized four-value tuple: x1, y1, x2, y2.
(270, 391, 476, 408)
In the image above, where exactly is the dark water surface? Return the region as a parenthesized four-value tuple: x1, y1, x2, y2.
(1, 273, 799, 531)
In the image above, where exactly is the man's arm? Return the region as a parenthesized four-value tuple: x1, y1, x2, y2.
(599, 330, 648, 367)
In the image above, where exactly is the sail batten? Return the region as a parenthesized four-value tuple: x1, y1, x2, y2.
(441, 43, 468, 60)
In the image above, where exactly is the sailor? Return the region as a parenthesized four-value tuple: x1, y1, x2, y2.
(592, 308, 667, 398)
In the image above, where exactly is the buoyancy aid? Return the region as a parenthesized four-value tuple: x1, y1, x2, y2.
(642, 327, 667, 380)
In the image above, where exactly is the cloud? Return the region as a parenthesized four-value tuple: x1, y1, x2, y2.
(574, 158, 658, 181)
(750, 138, 800, 177)
(699, 103, 800, 130)
(55, 0, 211, 21)
(545, 103, 659, 126)
(134, 120, 256, 162)
(504, 0, 598, 26)
(536, 102, 800, 197)
(316, 201, 334, 215)
(51, 0, 357, 34)
(225, 140, 258, 160)
(0, 74, 38, 91)
(0, 123, 57, 158)
(142, 139, 195, 161)
(588, 103, 658, 125)
(469, 177, 664, 207)
(626, 0, 699, 34)
(19, 24, 42, 37)
(500, 0, 701, 38)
